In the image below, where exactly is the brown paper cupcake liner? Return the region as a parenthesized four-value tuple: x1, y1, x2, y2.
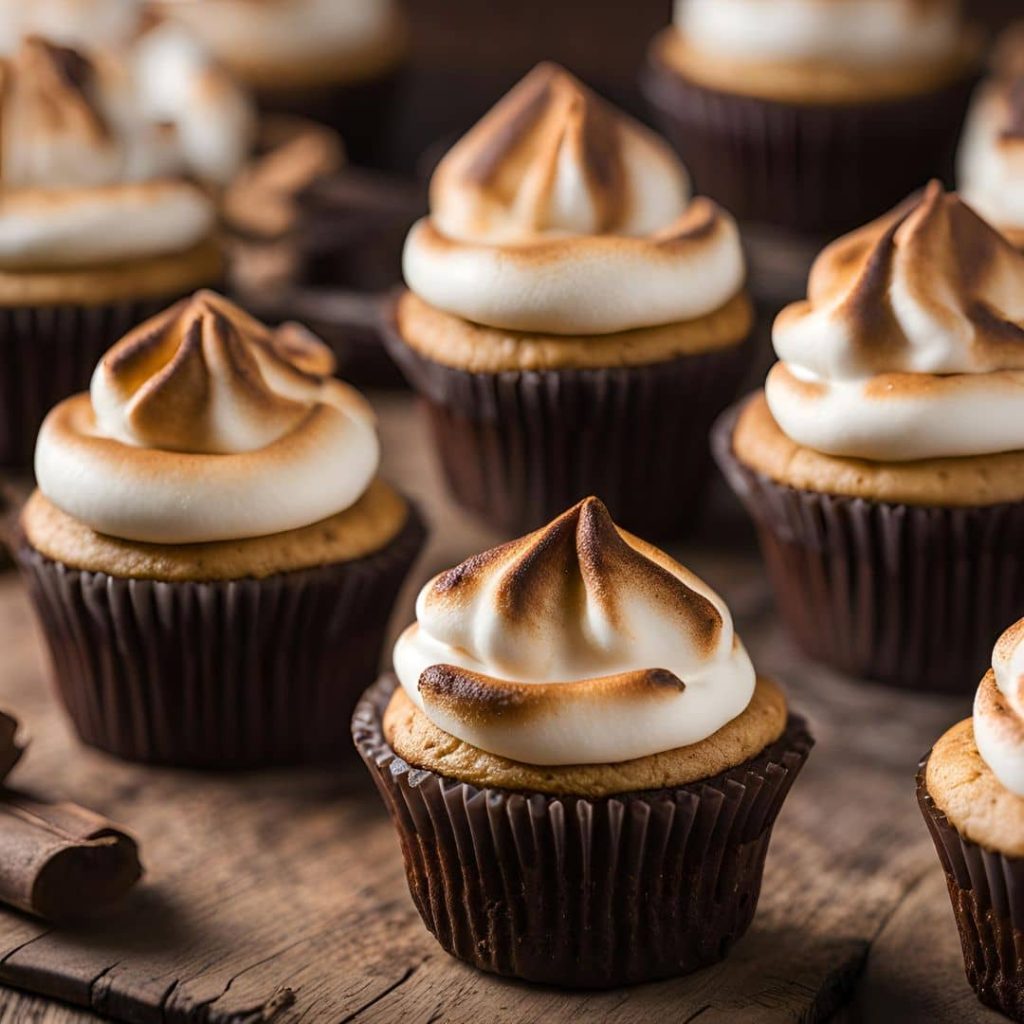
(918, 760, 1024, 1020)
(713, 402, 1024, 693)
(382, 314, 753, 540)
(15, 507, 425, 769)
(0, 295, 190, 473)
(642, 48, 977, 236)
(353, 675, 813, 989)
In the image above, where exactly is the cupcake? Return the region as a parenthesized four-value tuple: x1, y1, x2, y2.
(0, 34, 253, 471)
(353, 497, 812, 988)
(383, 63, 754, 539)
(158, 0, 407, 169)
(15, 290, 425, 768)
(714, 183, 1024, 693)
(959, 58, 1024, 247)
(919, 618, 1024, 1019)
(643, 0, 982, 236)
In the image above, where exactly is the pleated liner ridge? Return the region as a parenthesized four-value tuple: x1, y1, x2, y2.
(712, 402, 1024, 694)
(16, 509, 425, 769)
(918, 760, 1024, 1021)
(641, 46, 977, 235)
(382, 312, 752, 540)
(0, 294, 199, 472)
(353, 675, 813, 989)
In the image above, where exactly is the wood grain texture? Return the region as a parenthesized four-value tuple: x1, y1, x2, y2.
(0, 395, 1006, 1023)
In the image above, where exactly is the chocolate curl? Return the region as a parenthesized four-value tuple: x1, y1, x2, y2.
(0, 711, 23, 783)
(0, 795, 142, 921)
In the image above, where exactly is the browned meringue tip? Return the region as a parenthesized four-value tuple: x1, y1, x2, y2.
(418, 663, 686, 727)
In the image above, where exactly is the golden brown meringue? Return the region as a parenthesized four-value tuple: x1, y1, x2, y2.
(36, 291, 381, 544)
(393, 497, 756, 766)
(766, 183, 1024, 461)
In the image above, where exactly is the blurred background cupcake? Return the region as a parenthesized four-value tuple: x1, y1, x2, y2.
(0, 32, 252, 472)
(959, 25, 1024, 247)
(16, 291, 425, 767)
(643, 0, 983, 238)
(157, 0, 408, 170)
(714, 183, 1024, 693)
(355, 497, 812, 987)
(385, 63, 753, 539)
(919, 618, 1024, 1019)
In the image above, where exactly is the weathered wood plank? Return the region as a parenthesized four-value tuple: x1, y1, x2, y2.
(0, 397, 994, 1023)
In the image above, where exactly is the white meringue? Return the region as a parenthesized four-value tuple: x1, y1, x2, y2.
(766, 183, 1024, 461)
(402, 63, 745, 335)
(36, 291, 380, 544)
(975, 619, 1024, 796)
(393, 497, 756, 766)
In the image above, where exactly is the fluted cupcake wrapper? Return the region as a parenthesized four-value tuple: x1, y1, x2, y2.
(382, 314, 752, 540)
(642, 47, 977, 236)
(353, 675, 813, 989)
(15, 509, 425, 769)
(0, 296, 194, 473)
(918, 761, 1024, 1021)
(712, 402, 1024, 693)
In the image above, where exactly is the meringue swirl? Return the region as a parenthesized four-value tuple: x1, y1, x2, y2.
(766, 183, 1024, 462)
(958, 75, 1024, 241)
(0, 0, 140, 54)
(974, 619, 1024, 796)
(402, 63, 745, 335)
(36, 291, 380, 544)
(393, 498, 756, 766)
(674, 0, 961, 67)
(0, 34, 252, 268)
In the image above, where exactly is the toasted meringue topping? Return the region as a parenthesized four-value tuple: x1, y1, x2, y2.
(766, 183, 1024, 461)
(974, 619, 1024, 796)
(0, 33, 252, 267)
(674, 0, 962, 67)
(393, 498, 756, 765)
(403, 63, 745, 335)
(959, 75, 1024, 240)
(36, 291, 380, 544)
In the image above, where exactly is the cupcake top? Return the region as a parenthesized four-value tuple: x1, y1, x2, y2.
(0, 35, 252, 270)
(392, 497, 761, 767)
(34, 290, 380, 544)
(157, 0, 406, 88)
(764, 183, 1024, 462)
(958, 72, 1024, 245)
(666, 0, 977, 102)
(926, 618, 1024, 856)
(402, 63, 745, 336)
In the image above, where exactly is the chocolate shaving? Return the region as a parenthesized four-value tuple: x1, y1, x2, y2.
(0, 794, 142, 921)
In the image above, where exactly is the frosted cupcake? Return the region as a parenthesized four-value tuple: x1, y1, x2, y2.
(0, 34, 252, 471)
(158, 0, 407, 168)
(16, 291, 425, 767)
(714, 183, 1024, 692)
(919, 619, 1024, 1019)
(644, 0, 982, 235)
(354, 497, 812, 988)
(384, 63, 753, 539)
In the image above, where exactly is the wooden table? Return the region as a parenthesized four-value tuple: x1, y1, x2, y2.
(0, 395, 1007, 1023)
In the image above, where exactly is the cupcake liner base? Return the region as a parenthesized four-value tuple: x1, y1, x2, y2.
(354, 675, 813, 989)
(713, 402, 1024, 694)
(16, 509, 425, 769)
(918, 762, 1024, 1020)
(642, 48, 977, 236)
(383, 313, 753, 540)
(0, 296, 185, 473)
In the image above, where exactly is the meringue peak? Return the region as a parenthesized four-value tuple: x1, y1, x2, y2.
(92, 290, 339, 455)
(429, 62, 691, 243)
